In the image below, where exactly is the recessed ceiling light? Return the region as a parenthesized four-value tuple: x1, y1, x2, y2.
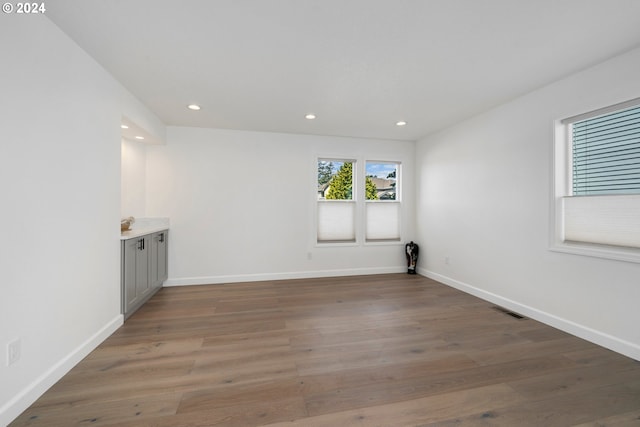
(187, 104, 201, 111)
(121, 124, 129, 129)
(396, 121, 407, 126)
(305, 114, 316, 120)
(135, 136, 144, 140)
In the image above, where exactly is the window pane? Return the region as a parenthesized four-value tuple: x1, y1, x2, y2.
(318, 160, 353, 200)
(317, 159, 355, 243)
(365, 161, 400, 242)
(365, 162, 398, 200)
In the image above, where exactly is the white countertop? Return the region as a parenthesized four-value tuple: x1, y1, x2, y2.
(120, 226, 169, 240)
(120, 217, 170, 240)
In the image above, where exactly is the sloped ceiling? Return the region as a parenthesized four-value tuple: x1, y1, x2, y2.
(47, 0, 640, 141)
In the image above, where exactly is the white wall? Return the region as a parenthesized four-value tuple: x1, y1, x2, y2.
(121, 138, 147, 218)
(0, 16, 164, 425)
(145, 127, 416, 284)
(416, 47, 640, 360)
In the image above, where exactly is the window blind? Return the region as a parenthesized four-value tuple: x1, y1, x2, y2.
(365, 202, 400, 242)
(317, 201, 355, 243)
(572, 105, 640, 195)
(563, 195, 640, 248)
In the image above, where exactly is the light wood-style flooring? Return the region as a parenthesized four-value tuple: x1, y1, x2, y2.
(11, 274, 640, 426)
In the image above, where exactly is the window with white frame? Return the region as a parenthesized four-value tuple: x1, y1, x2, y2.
(317, 159, 356, 243)
(365, 161, 401, 242)
(555, 98, 640, 254)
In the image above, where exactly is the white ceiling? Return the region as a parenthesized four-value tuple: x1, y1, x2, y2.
(47, 0, 640, 141)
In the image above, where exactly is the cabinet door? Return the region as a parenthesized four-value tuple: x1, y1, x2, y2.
(122, 238, 140, 314)
(136, 236, 150, 297)
(158, 231, 168, 282)
(149, 231, 168, 289)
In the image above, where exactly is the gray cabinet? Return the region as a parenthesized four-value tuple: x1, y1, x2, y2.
(121, 230, 168, 319)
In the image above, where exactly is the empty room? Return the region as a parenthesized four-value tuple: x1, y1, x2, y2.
(1, 1, 640, 426)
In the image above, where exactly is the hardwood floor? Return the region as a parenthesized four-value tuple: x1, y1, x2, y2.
(10, 274, 640, 426)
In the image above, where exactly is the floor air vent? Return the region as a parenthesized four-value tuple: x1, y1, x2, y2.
(492, 306, 526, 320)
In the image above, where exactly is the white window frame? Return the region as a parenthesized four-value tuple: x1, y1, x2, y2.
(550, 98, 640, 264)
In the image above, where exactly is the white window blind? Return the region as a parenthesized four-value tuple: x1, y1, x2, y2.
(317, 202, 355, 243)
(365, 202, 400, 241)
(571, 104, 640, 195)
(563, 195, 640, 248)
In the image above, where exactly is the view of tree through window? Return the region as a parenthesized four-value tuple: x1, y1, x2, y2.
(317, 160, 353, 200)
(326, 162, 354, 200)
(317, 160, 394, 200)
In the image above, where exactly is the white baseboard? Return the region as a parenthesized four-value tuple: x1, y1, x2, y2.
(419, 268, 640, 362)
(0, 315, 123, 427)
(163, 266, 406, 287)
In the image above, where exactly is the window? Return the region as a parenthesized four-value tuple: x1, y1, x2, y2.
(365, 161, 400, 242)
(316, 158, 402, 244)
(553, 98, 640, 258)
(317, 159, 356, 243)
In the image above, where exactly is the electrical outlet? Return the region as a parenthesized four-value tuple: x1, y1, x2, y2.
(445, 256, 450, 265)
(7, 339, 21, 366)
(307, 252, 312, 260)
